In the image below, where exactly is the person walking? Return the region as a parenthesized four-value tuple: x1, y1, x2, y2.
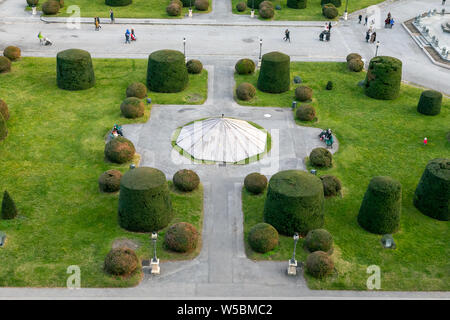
(328, 22, 332, 32)
(364, 15, 368, 25)
(131, 28, 137, 41)
(358, 14, 363, 23)
(110, 8, 115, 23)
(285, 29, 291, 43)
(366, 30, 371, 42)
(370, 31, 377, 43)
(283, 29, 288, 41)
(324, 22, 329, 31)
(94, 17, 99, 31)
(390, 17, 395, 28)
(125, 29, 131, 44)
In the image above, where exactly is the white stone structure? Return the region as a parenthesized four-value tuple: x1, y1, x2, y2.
(175, 117, 268, 163)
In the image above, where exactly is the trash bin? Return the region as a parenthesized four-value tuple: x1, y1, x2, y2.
(292, 101, 297, 109)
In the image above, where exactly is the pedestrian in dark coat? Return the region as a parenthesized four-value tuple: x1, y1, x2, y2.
(364, 15, 368, 25)
(370, 32, 377, 43)
(110, 9, 115, 23)
(286, 29, 291, 42)
(328, 22, 332, 31)
(366, 30, 370, 42)
(358, 14, 362, 23)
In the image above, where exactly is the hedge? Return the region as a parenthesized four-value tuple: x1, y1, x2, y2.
(186, 59, 203, 74)
(3, 46, 21, 61)
(0, 56, 11, 74)
(295, 85, 313, 101)
(236, 82, 256, 101)
(147, 50, 188, 93)
(322, 4, 338, 19)
(346, 53, 362, 62)
(413, 158, 449, 221)
(118, 167, 173, 232)
(120, 97, 145, 119)
(104, 137, 136, 164)
(42, 1, 60, 15)
(364, 56, 402, 100)
(306, 251, 334, 278)
(348, 58, 364, 72)
(357, 176, 402, 234)
(104, 247, 139, 276)
(320, 175, 341, 197)
(417, 90, 442, 115)
(98, 170, 122, 193)
(263, 170, 324, 235)
(105, 0, 132, 6)
(321, 0, 341, 7)
(244, 172, 268, 194)
(287, 0, 307, 9)
(304, 229, 333, 253)
(259, 5, 274, 19)
(56, 49, 95, 91)
(0, 99, 9, 121)
(173, 169, 200, 192)
(1, 191, 18, 220)
(26, 0, 39, 6)
(248, 223, 279, 253)
(236, 1, 247, 11)
(257, 51, 290, 93)
(164, 222, 199, 252)
(126, 82, 147, 99)
(235, 58, 255, 75)
(194, 0, 209, 10)
(166, 2, 182, 16)
(310, 147, 332, 168)
(296, 105, 316, 121)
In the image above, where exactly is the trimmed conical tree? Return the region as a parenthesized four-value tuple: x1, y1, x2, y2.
(57, 49, 95, 91)
(364, 56, 402, 100)
(417, 90, 442, 116)
(257, 51, 291, 93)
(264, 170, 324, 236)
(357, 176, 402, 234)
(146, 50, 189, 93)
(413, 158, 449, 221)
(1, 191, 18, 220)
(118, 167, 173, 232)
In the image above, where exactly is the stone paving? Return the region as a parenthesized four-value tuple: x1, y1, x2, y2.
(0, 0, 449, 299)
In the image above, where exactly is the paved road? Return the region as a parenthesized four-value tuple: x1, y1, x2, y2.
(0, 0, 449, 299)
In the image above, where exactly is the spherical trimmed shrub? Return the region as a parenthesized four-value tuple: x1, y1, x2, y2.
(236, 82, 256, 101)
(257, 51, 290, 93)
(364, 56, 402, 100)
(263, 170, 324, 235)
(417, 90, 442, 116)
(248, 223, 279, 253)
(357, 176, 402, 234)
(99, 170, 122, 193)
(126, 82, 147, 99)
(326, 81, 333, 90)
(295, 85, 313, 101)
(166, 2, 182, 16)
(259, 5, 274, 19)
(287, 0, 307, 9)
(346, 53, 362, 62)
(247, 0, 265, 9)
(321, 0, 341, 7)
(104, 247, 139, 276)
(322, 4, 338, 19)
(194, 0, 209, 11)
(0, 99, 9, 121)
(164, 222, 199, 253)
(118, 167, 173, 232)
(0, 56, 11, 74)
(236, 1, 247, 11)
(3, 46, 21, 61)
(259, 0, 273, 9)
(235, 58, 255, 75)
(120, 97, 145, 119)
(105, 0, 132, 6)
(244, 172, 268, 194)
(173, 169, 200, 192)
(413, 158, 449, 221)
(320, 175, 341, 197)
(56, 49, 95, 91)
(310, 147, 332, 168)
(306, 251, 334, 278)
(348, 58, 364, 72)
(147, 50, 188, 93)
(26, 0, 39, 6)
(186, 59, 203, 74)
(0, 113, 7, 142)
(304, 229, 333, 253)
(104, 136, 136, 164)
(42, 1, 60, 15)
(296, 105, 316, 121)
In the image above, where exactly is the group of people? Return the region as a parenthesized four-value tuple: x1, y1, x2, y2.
(319, 22, 333, 42)
(384, 12, 395, 28)
(365, 28, 377, 43)
(94, 17, 102, 31)
(111, 124, 123, 138)
(319, 129, 334, 148)
(125, 29, 137, 44)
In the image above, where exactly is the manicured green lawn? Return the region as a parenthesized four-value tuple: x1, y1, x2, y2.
(0, 57, 205, 287)
(27, 0, 212, 19)
(240, 62, 449, 291)
(231, 0, 385, 21)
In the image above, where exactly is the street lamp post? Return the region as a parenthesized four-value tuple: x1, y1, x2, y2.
(344, 0, 349, 21)
(183, 37, 187, 63)
(375, 41, 380, 57)
(258, 38, 262, 68)
(150, 232, 160, 274)
(287, 233, 299, 275)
